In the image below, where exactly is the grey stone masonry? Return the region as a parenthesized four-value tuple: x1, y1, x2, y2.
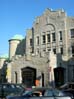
(5, 8, 74, 86)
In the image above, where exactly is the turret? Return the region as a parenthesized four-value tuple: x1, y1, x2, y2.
(0, 54, 8, 68)
(8, 34, 24, 59)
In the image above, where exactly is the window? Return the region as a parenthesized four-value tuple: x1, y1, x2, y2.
(42, 35, 46, 44)
(53, 48, 56, 54)
(36, 48, 39, 55)
(36, 36, 39, 45)
(70, 29, 74, 38)
(59, 31, 62, 41)
(44, 90, 53, 96)
(73, 65, 74, 79)
(52, 33, 56, 42)
(60, 47, 63, 55)
(47, 34, 50, 43)
(72, 46, 74, 57)
(47, 48, 51, 52)
(30, 38, 32, 46)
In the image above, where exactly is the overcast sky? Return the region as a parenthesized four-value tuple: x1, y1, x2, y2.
(0, 0, 74, 56)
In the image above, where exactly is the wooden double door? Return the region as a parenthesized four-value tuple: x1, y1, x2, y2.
(21, 67, 36, 87)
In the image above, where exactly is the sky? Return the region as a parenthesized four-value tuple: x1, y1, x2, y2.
(0, 0, 74, 56)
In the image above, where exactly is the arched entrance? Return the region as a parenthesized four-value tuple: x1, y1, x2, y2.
(21, 67, 36, 87)
(54, 67, 65, 87)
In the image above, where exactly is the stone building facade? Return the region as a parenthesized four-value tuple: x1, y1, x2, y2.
(0, 8, 74, 87)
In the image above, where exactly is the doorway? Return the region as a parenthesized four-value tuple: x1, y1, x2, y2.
(21, 67, 36, 87)
(54, 67, 65, 87)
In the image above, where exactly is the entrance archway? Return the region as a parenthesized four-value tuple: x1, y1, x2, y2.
(54, 67, 65, 87)
(21, 67, 36, 87)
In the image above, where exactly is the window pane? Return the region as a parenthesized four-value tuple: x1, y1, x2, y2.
(59, 31, 62, 40)
(36, 36, 39, 45)
(60, 47, 63, 54)
(42, 35, 46, 44)
(52, 33, 56, 41)
(30, 39, 32, 46)
(53, 89, 64, 96)
(47, 34, 50, 43)
(72, 46, 74, 57)
(71, 29, 74, 38)
(53, 48, 56, 54)
(44, 90, 53, 96)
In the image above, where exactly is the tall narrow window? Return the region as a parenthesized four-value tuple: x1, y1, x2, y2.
(53, 48, 56, 54)
(59, 31, 62, 41)
(52, 32, 56, 42)
(42, 35, 46, 44)
(72, 46, 74, 57)
(60, 47, 63, 55)
(70, 29, 74, 38)
(30, 38, 32, 46)
(15, 71, 17, 83)
(36, 36, 39, 45)
(47, 34, 50, 43)
(73, 65, 74, 79)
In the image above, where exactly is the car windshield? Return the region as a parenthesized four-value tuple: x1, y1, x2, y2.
(19, 88, 72, 97)
(22, 90, 33, 96)
(44, 89, 67, 96)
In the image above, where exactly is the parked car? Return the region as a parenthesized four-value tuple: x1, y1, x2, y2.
(0, 83, 25, 98)
(60, 82, 74, 98)
(60, 82, 74, 90)
(6, 87, 73, 99)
